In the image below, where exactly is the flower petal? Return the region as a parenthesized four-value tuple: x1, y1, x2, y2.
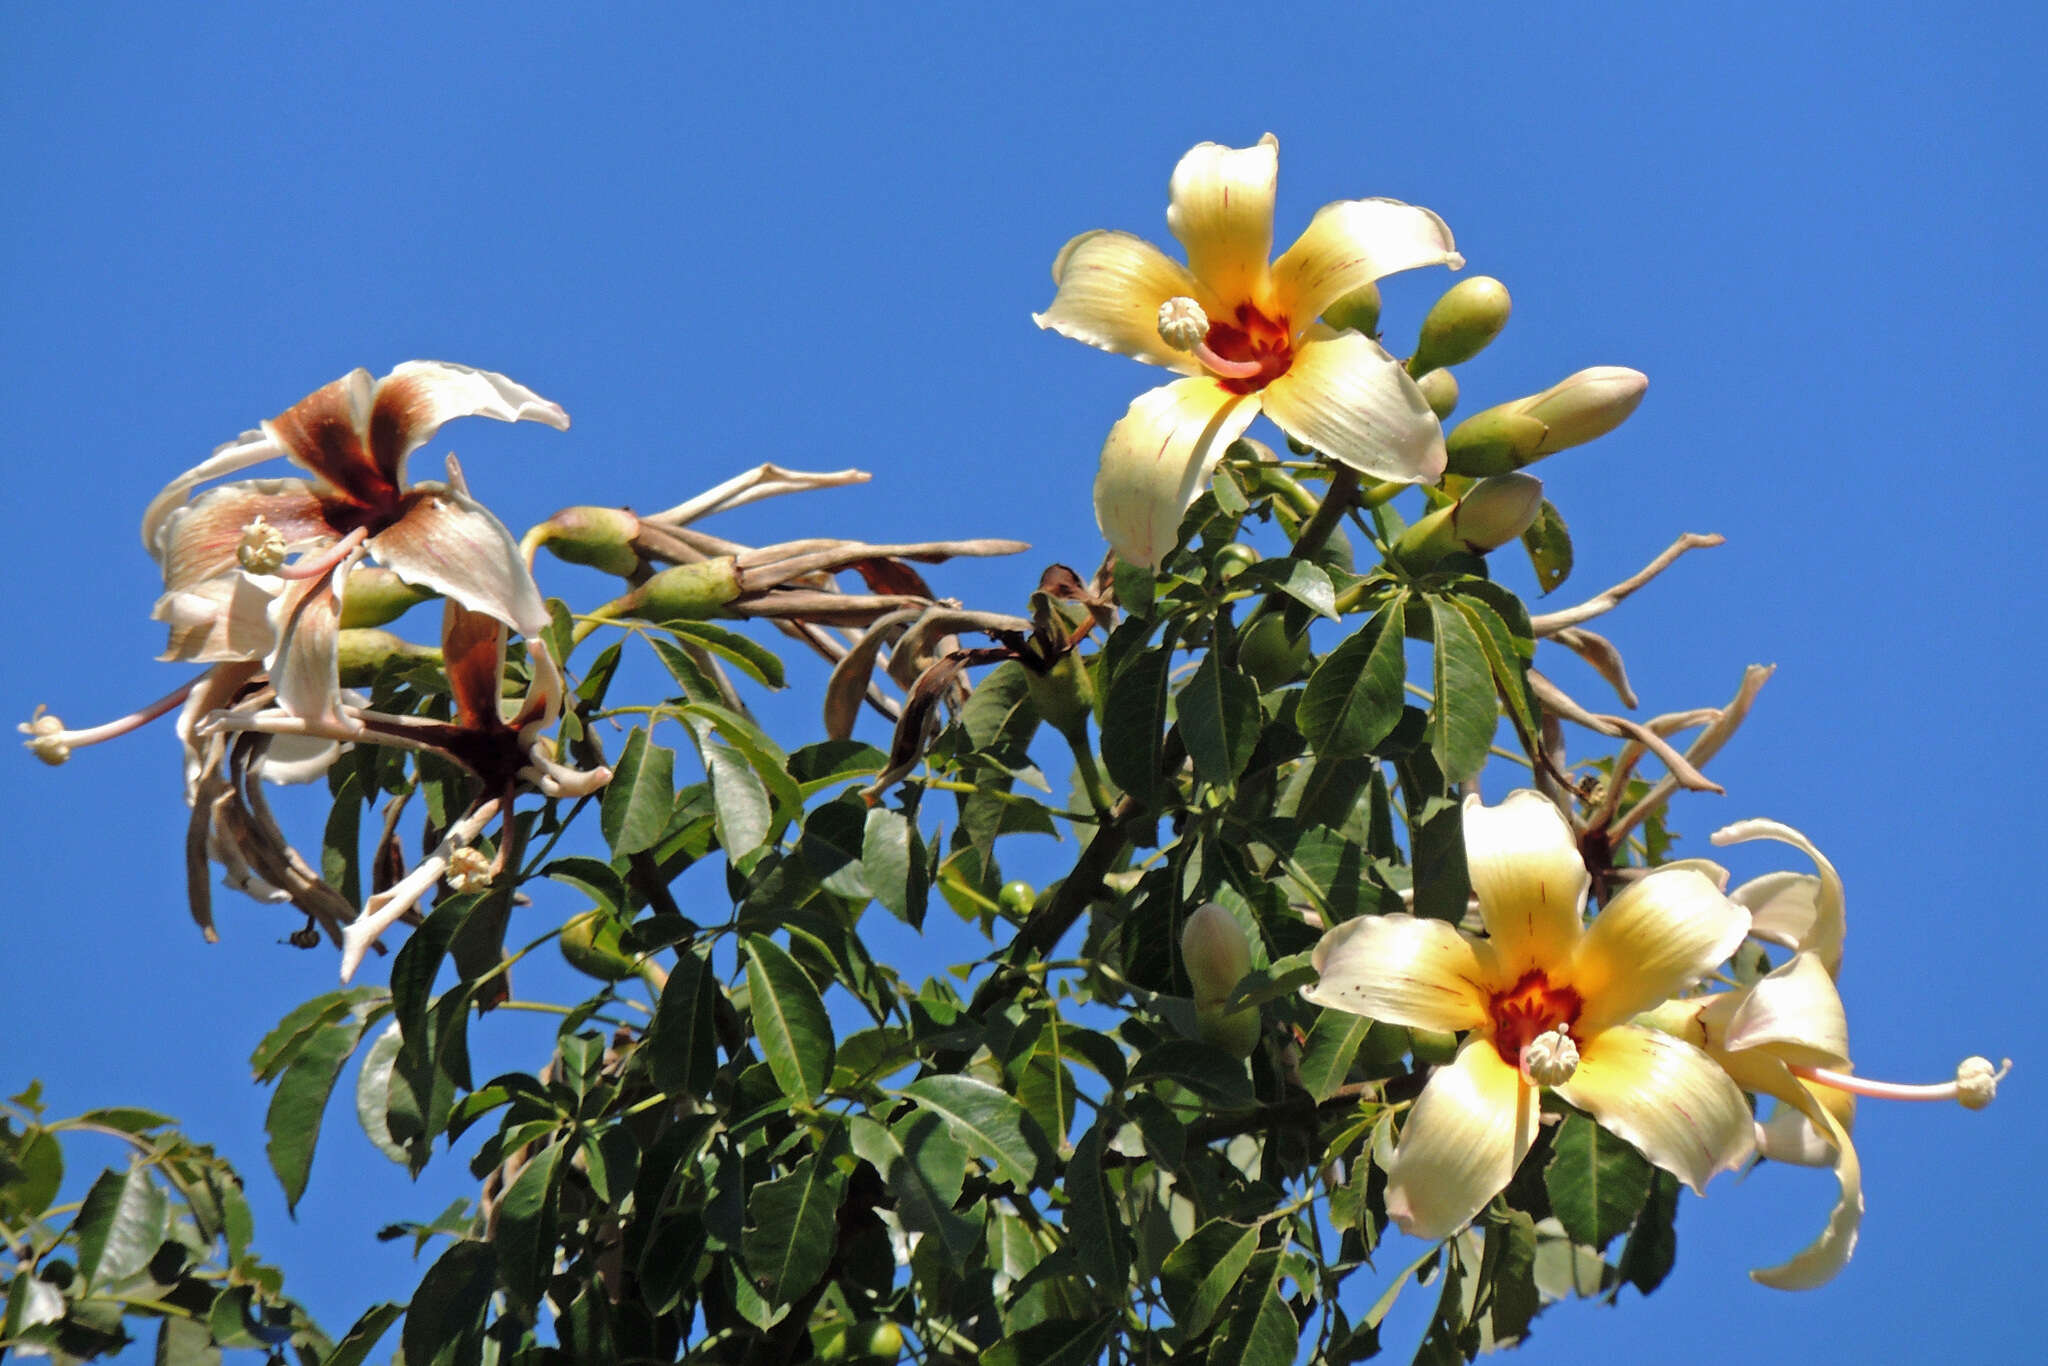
(1092, 377, 1257, 568)
(152, 478, 338, 591)
(265, 368, 395, 509)
(441, 600, 511, 733)
(154, 573, 283, 663)
(1570, 868, 1749, 1032)
(1711, 818, 1845, 975)
(267, 569, 350, 728)
(142, 427, 291, 555)
(1258, 327, 1447, 482)
(1273, 197, 1463, 324)
(1386, 1040, 1538, 1240)
(1302, 912, 1495, 1033)
(1554, 1024, 1754, 1193)
(1460, 790, 1589, 975)
(1166, 135, 1279, 310)
(369, 483, 552, 639)
(369, 361, 570, 487)
(1033, 230, 1206, 373)
(1721, 952, 1850, 1068)
(1749, 1100, 1862, 1290)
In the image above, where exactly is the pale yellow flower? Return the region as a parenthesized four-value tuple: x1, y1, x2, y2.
(1036, 135, 1463, 566)
(1304, 790, 1754, 1240)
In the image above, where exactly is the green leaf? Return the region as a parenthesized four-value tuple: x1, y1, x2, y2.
(321, 1301, 405, 1366)
(897, 1075, 1046, 1187)
(1519, 498, 1573, 593)
(847, 1112, 981, 1260)
(1178, 647, 1261, 789)
(1130, 1039, 1254, 1108)
(264, 1011, 374, 1213)
(75, 1164, 170, 1289)
(1485, 1208, 1541, 1347)
(155, 1315, 222, 1366)
(648, 945, 721, 1096)
(684, 713, 776, 856)
(648, 633, 724, 704)
(740, 1152, 844, 1304)
(1101, 639, 1171, 806)
(492, 1138, 563, 1315)
(1616, 1168, 1681, 1296)
(1064, 1117, 1130, 1290)
(353, 1022, 410, 1166)
(321, 763, 364, 909)
(1207, 1248, 1297, 1366)
(1544, 1110, 1655, 1251)
(400, 1239, 496, 1366)
(600, 726, 676, 857)
(541, 855, 628, 917)
(72, 1107, 172, 1134)
(667, 619, 786, 689)
(1448, 591, 1537, 748)
(981, 1315, 1119, 1366)
(742, 934, 835, 1102)
(0, 1126, 62, 1224)
(862, 805, 927, 927)
(1240, 557, 1339, 619)
(1159, 1219, 1260, 1343)
(1299, 601, 1406, 759)
(249, 988, 381, 1082)
(798, 797, 870, 899)
(1296, 1011, 1376, 1103)
(1426, 594, 1497, 783)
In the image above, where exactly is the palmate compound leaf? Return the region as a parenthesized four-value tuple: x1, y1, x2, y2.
(741, 934, 835, 1103)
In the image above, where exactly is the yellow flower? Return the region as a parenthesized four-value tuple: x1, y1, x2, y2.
(1036, 135, 1464, 566)
(1302, 790, 1754, 1240)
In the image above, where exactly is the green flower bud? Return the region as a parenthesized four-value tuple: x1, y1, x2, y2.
(1409, 1027, 1461, 1065)
(1214, 542, 1258, 581)
(338, 567, 436, 629)
(1182, 902, 1254, 1003)
(1322, 281, 1382, 337)
(336, 629, 440, 685)
(559, 909, 638, 982)
(622, 558, 744, 623)
(1444, 366, 1648, 476)
(1408, 276, 1511, 375)
(1195, 999, 1262, 1059)
(1415, 367, 1460, 421)
(1391, 473, 1545, 569)
(998, 880, 1037, 916)
(535, 506, 642, 576)
(1022, 650, 1097, 744)
(1239, 612, 1312, 690)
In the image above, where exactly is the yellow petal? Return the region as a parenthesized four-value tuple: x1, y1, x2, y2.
(1033, 229, 1207, 373)
(1166, 135, 1279, 310)
(1721, 952, 1850, 1068)
(1711, 818, 1845, 975)
(1259, 328, 1447, 483)
(1092, 378, 1256, 568)
(1302, 912, 1495, 1033)
(1750, 1098, 1863, 1290)
(1554, 1025, 1754, 1194)
(1272, 196, 1463, 325)
(1386, 1041, 1538, 1241)
(1570, 868, 1749, 1033)
(1460, 790, 1588, 976)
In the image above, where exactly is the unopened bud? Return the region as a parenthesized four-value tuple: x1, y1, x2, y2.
(1416, 367, 1460, 421)
(1409, 276, 1511, 375)
(1182, 903, 1254, 1006)
(1323, 281, 1382, 337)
(624, 558, 745, 623)
(1391, 473, 1545, 569)
(1022, 649, 1097, 744)
(1445, 367, 1648, 476)
(1521, 1026, 1580, 1086)
(445, 846, 493, 894)
(19, 707, 70, 765)
(338, 567, 436, 629)
(539, 506, 642, 576)
(1195, 999, 1262, 1059)
(1156, 296, 1212, 351)
(236, 516, 288, 575)
(1955, 1055, 2010, 1111)
(337, 629, 441, 685)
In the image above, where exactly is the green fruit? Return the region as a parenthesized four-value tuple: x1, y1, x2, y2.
(998, 880, 1037, 916)
(1213, 542, 1259, 581)
(558, 909, 637, 982)
(1239, 613, 1311, 689)
(1408, 1027, 1462, 1065)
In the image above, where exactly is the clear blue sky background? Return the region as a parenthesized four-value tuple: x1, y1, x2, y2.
(5, 3, 2042, 1361)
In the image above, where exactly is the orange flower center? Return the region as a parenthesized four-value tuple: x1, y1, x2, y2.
(1488, 969, 1583, 1069)
(1204, 303, 1295, 394)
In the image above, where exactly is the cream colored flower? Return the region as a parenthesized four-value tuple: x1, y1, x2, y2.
(1036, 135, 1463, 566)
(1303, 789, 1754, 1240)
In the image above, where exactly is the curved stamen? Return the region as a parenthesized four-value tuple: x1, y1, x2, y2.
(275, 525, 370, 582)
(1791, 1056, 2010, 1108)
(20, 674, 212, 763)
(1157, 296, 1264, 381)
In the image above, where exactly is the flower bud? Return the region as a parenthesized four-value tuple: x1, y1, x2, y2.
(1445, 367, 1647, 476)
(1415, 367, 1459, 421)
(1182, 903, 1254, 1005)
(538, 506, 642, 576)
(623, 558, 745, 623)
(1195, 1000, 1262, 1059)
(1391, 473, 1545, 569)
(338, 567, 436, 629)
(1322, 281, 1381, 337)
(337, 629, 441, 685)
(1023, 650, 1097, 744)
(1408, 276, 1511, 375)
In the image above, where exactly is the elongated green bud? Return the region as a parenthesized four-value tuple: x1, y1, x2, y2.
(1391, 473, 1545, 569)
(337, 629, 440, 684)
(1183, 903, 1260, 1058)
(1408, 276, 1511, 375)
(338, 567, 436, 629)
(536, 506, 642, 576)
(1415, 367, 1460, 421)
(1445, 367, 1648, 476)
(622, 558, 744, 623)
(1323, 281, 1382, 337)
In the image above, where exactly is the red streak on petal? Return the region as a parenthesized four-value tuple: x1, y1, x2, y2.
(1487, 969, 1584, 1068)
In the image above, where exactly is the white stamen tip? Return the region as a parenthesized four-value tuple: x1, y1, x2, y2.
(446, 845, 494, 895)
(18, 706, 70, 765)
(237, 515, 289, 575)
(1955, 1056, 2010, 1111)
(1522, 1026, 1580, 1087)
(1157, 296, 1211, 351)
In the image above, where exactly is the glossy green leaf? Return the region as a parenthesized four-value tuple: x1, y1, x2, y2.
(1241, 557, 1339, 618)
(1064, 1117, 1130, 1291)
(322, 1301, 404, 1366)
(75, 1164, 170, 1290)
(353, 1022, 410, 1165)
(667, 619, 786, 689)
(847, 1112, 980, 1260)
(1101, 641, 1171, 806)
(1485, 1208, 1541, 1346)
(982, 1315, 1119, 1366)
(740, 1152, 844, 1304)
(1544, 1111, 1655, 1251)
(862, 804, 927, 927)
(1448, 591, 1537, 748)
(1160, 1219, 1259, 1343)
(1207, 1248, 1296, 1366)
(541, 856, 627, 917)
(1617, 1169, 1681, 1296)
(648, 945, 721, 1096)
(400, 1239, 496, 1366)
(249, 988, 381, 1083)
(898, 1074, 1046, 1187)
(0, 1126, 62, 1224)
(1299, 601, 1406, 759)
(600, 726, 676, 857)
(264, 1012, 373, 1213)
(1426, 594, 1497, 783)
(492, 1137, 563, 1315)
(1297, 1011, 1376, 1103)
(1178, 647, 1261, 788)
(742, 934, 834, 1102)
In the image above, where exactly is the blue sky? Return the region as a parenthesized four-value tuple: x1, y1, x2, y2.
(5, 3, 2042, 1360)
